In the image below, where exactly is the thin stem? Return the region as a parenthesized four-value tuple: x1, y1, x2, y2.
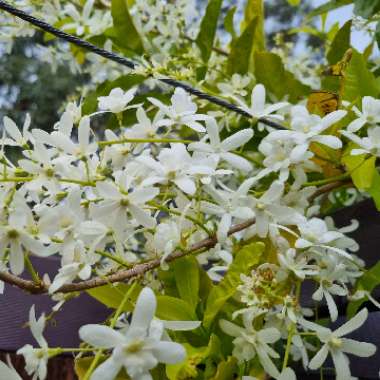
(24, 254, 41, 284)
(303, 173, 350, 187)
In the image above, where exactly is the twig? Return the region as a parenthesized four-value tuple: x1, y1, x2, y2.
(0, 180, 351, 295)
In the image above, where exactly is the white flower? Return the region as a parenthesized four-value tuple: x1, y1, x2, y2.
(289, 105, 345, 160)
(91, 173, 159, 228)
(98, 87, 137, 114)
(17, 306, 49, 380)
(220, 314, 282, 379)
(137, 143, 212, 195)
(233, 84, 288, 121)
(249, 181, 304, 238)
(347, 96, 380, 132)
(125, 107, 169, 139)
(295, 218, 353, 261)
(0, 208, 52, 275)
(79, 287, 200, 380)
(217, 73, 252, 97)
(188, 117, 253, 171)
(149, 88, 209, 132)
(2, 114, 32, 147)
(303, 308, 376, 380)
(342, 126, 380, 156)
(278, 248, 317, 280)
(200, 178, 256, 242)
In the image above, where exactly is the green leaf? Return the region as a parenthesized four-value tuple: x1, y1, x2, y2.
(342, 144, 376, 190)
(196, 0, 223, 63)
(376, 21, 380, 50)
(203, 242, 265, 329)
(242, 0, 265, 51)
(287, 0, 300, 5)
(224, 6, 237, 40)
(368, 170, 380, 211)
(342, 49, 380, 102)
(254, 51, 310, 102)
(308, 0, 352, 18)
(111, 0, 144, 54)
(86, 283, 141, 310)
(156, 296, 198, 321)
(327, 20, 352, 64)
(347, 261, 380, 317)
(173, 256, 200, 311)
(354, 0, 380, 19)
(227, 16, 258, 75)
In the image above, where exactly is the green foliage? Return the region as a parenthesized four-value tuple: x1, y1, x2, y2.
(342, 144, 376, 190)
(111, 0, 144, 54)
(203, 242, 265, 329)
(327, 20, 352, 64)
(368, 170, 380, 211)
(354, 0, 380, 19)
(196, 0, 223, 63)
(227, 17, 258, 75)
(224, 6, 237, 41)
(287, 0, 301, 6)
(86, 283, 142, 310)
(254, 51, 310, 102)
(156, 296, 198, 321)
(242, 0, 265, 52)
(342, 50, 380, 102)
(173, 256, 200, 311)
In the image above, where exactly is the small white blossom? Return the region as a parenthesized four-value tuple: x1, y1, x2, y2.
(98, 87, 137, 114)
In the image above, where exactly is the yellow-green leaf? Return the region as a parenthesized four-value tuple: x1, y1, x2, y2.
(156, 296, 198, 321)
(203, 242, 265, 329)
(342, 49, 380, 102)
(111, 0, 144, 54)
(86, 283, 141, 310)
(342, 144, 376, 190)
(173, 256, 200, 311)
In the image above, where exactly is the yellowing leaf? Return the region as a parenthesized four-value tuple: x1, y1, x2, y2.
(307, 91, 339, 116)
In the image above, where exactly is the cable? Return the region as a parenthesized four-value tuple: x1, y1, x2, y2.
(0, 1, 285, 130)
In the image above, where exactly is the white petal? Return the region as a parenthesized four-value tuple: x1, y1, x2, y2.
(257, 328, 281, 344)
(174, 177, 196, 195)
(129, 205, 156, 228)
(278, 367, 296, 380)
(334, 308, 368, 337)
(205, 118, 221, 147)
(347, 117, 366, 132)
(308, 344, 329, 370)
(130, 287, 156, 331)
(10, 241, 24, 275)
(251, 84, 266, 114)
(331, 350, 351, 380)
(162, 320, 201, 331)
(313, 135, 342, 149)
(90, 357, 123, 380)
(217, 213, 232, 242)
(219, 319, 244, 337)
(79, 325, 125, 348)
(221, 129, 253, 151)
(129, 187, 159, 204)
(341, 338, 376, 357)
(220, 152, 252, 172)
(4, 116, 22, 144)
(324, 289, 338, 322)
(152, 341, 186, 364)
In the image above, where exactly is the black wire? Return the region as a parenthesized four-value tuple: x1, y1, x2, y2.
(0, 1, 285, 130)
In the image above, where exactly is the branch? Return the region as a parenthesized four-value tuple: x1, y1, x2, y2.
(0, 218, 256, 294)
(0, 180, 351, 295)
